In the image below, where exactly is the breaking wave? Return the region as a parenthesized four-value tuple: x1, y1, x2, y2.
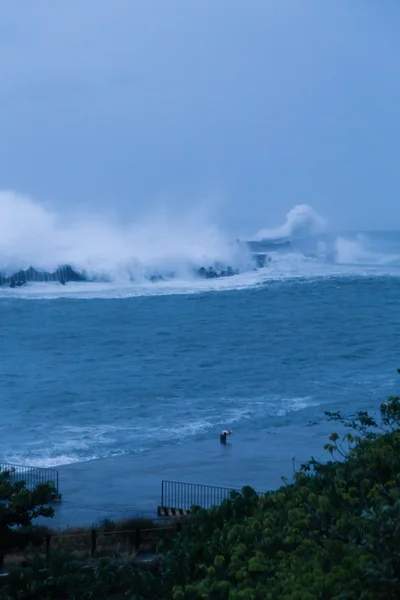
(0, 190, 251, 282)
(252, 204, 327, 241)
(0, 191, 399, 296)
(3, 394, 319, 468)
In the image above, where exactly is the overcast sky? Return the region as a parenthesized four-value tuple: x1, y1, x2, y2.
(0, 1, 399, 234)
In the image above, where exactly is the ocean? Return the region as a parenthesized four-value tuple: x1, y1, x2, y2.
(1, 220, 400, 526)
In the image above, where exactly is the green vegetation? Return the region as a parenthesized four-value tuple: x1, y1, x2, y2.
(0, 474, 55, 570)
(167, 399, 400, 600)
(1, 393, 400, 599)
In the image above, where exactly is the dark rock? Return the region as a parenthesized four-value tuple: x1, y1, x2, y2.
(196, 265, 239, 279)
(1, 265, 86, 287)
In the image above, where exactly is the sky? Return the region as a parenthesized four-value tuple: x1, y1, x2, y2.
(0, 0, 399, 235)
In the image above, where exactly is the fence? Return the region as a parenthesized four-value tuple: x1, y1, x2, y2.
(0, 463, 59, 494)
(30, 522, 183, 562)
(161, 480, 262, 511)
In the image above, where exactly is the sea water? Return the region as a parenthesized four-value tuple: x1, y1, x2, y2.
(0, 204, 399, 524)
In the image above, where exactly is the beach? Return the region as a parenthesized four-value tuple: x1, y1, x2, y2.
(52, 418, 340, 527)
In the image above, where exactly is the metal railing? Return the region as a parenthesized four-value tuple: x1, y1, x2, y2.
(0, 463, 59, 494)
(161, 480, 262, 511)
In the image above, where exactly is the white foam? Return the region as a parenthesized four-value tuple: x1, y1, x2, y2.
(253, 204, 327, 241)
(0, 191, 399, 300)
(0, 190, 250, 280)
(1, 254, 399, 300)
(276, 396, 317, 416)
(0, 270, 269, 299)
(334, 234, 400, 266)
(145, 407, 253, 442)
(3, 454, 98, 468)
(1, 394, 320, 467)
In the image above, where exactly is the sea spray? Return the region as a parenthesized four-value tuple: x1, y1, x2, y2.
(253, 204, 327, 241)
(1, 191, 399, 291)
(0, 190, 252, 281)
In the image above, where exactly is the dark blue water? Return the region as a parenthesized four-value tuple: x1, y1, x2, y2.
(1, 275, 399, 473)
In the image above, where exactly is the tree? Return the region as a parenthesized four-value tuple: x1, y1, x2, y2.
(0, 475, 55, 569)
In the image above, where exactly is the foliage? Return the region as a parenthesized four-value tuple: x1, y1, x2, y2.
(165, 396, 400, 600)
(2, 393, 400, 599)
(98, 516, 156, 532)
(0, 475, 55, 568)
(0, 552, 159, 600)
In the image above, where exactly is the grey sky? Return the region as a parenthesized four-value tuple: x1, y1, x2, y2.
(0, 1, 399, 234)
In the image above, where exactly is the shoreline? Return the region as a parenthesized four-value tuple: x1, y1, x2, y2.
(48, 418, 334, 528)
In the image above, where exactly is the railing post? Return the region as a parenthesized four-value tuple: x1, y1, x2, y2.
(134, 527, 141, 553)
(129, 530, 135, 555)
(90, 529, 97, 557)
(45, 535, 51, 563)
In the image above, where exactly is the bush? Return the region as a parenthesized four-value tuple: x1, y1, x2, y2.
(167, 396, 400, 600)
(0, 477, 55, 569)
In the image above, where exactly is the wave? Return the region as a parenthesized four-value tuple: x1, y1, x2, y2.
(2, 395, 319, 468)
(0, 191, 399, 297)
(252, 204, 327, 241)
(0, 190, 257, 284)
(333, 234, 400, 266)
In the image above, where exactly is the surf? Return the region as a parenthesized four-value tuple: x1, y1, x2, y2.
(1, 191, 399, 296)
